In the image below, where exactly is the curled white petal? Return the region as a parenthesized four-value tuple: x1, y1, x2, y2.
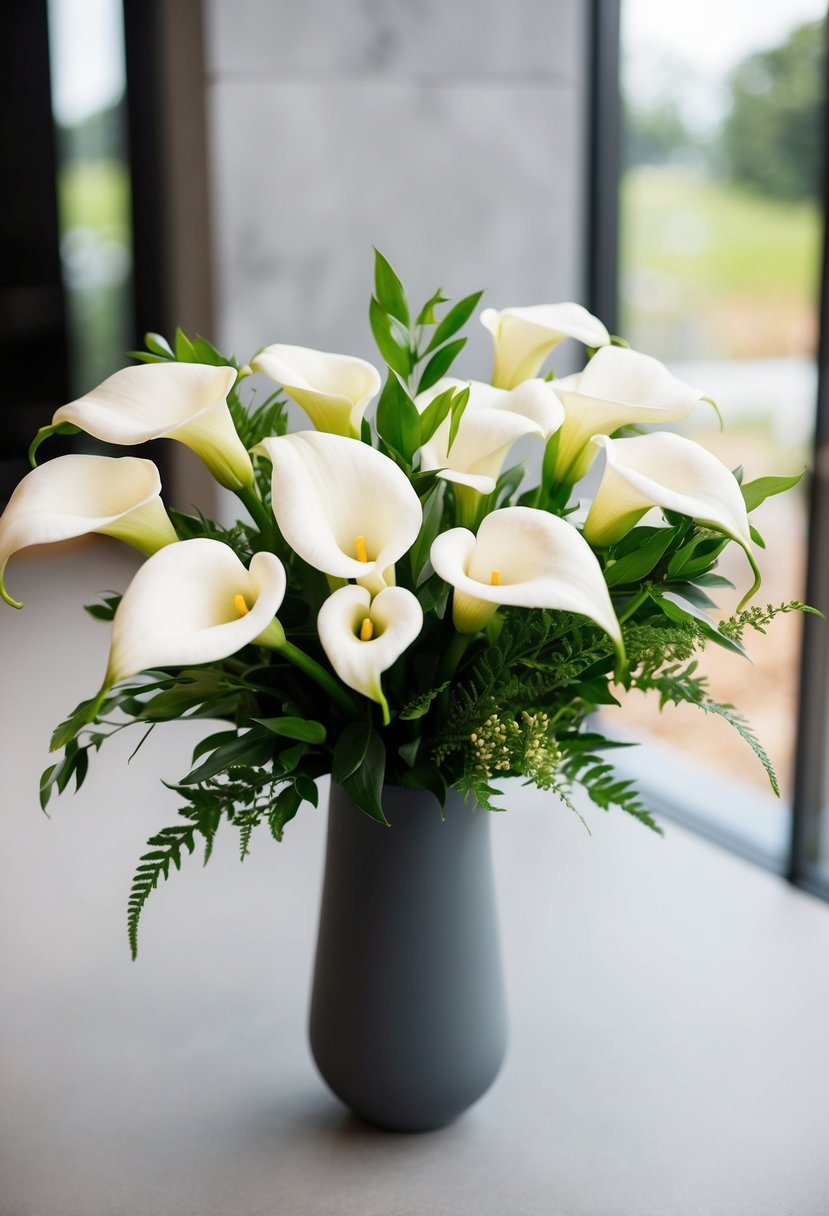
(583, 432, 753, 549)
(480, 303, 610, 389)
(106, 539, 286, 685)
(317, 584, 423, 715)
(0, 454, 177, 608)
(431, 506, 623, 658)
(53, 362, 253, 489)
(254, 432, 422, 582)
(417, 377, 563, 495)
(252, 344, 381, 437)
(553, 346, 705, 483)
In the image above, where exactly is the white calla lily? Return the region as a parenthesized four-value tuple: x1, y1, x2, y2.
(104, 538, 286, 688)
(254, 432, 422, 592)
(52, 362, 254, 489)
(0, 454, 178, 609)
(252, 344, 381, 437)
(583, 431, 760, 607)
(551, 345, 705, 484)
(430, 506, 624, 664)
(317, 584, 423, 723)
(480, 303, 610, 389)
(417, 377, 564, 496)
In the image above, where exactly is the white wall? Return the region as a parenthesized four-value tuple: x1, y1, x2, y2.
(203, 0, 590, 370)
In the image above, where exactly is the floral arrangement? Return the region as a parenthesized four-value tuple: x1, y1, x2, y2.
(0, 251, 811, 956)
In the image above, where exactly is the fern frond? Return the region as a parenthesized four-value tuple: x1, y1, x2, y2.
(719, 599, 820, 642)
(127, 824, 197, 960)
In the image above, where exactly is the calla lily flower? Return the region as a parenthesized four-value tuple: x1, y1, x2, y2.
(582, 431, 760, 607)
(480, 303, 610, 389)
(416, 377, 564, 495)
(254, 432, 422, 593)
(430, 505, 624, 664)
(550, 345, 705, 485)
(317, 584, 423, 723)
(51, 363, 254, 490)
(252, 344, 381, 437)
(0, 454, 178, 609)
(104, 538, 286, 688)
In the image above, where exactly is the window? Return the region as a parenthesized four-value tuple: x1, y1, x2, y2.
(596, 0, 827, 868)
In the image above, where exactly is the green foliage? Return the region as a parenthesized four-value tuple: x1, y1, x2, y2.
(332, 723, 388, 824)
(719, 600, 821, 642)
(724, 18, 825, 202)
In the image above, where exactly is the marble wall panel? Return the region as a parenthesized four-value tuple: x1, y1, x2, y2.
(205, 0, 582, 83)
(208, 77, 586, 368)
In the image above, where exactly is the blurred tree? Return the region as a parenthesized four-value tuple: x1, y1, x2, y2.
(723, 18, 825, 201)
(623, 97, 697, 168)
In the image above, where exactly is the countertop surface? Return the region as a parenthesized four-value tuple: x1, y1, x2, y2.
(2, 540, 829, 1216)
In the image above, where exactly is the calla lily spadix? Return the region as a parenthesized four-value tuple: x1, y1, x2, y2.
(317, 584, 423, 724)
(416, 377, 564, 496)
(430, 506, 624, 666)
(0, 454, 178, 609)
(549, 345, 705, 485)
(51, 362, 254, 490)
(103, 538, 287, 690)
(480, 303, 610, 390)
(252, 344, 381, 438)
(254, 431, 422, 593)
(583, 431, 760, 608)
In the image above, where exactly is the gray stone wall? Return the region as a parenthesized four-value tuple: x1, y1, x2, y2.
(204, 0, 590, 373)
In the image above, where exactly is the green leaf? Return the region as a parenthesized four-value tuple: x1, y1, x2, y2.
(666, 533, 728, 579)
(418, 385, 455, 446)
(694, 572, 735, 589)
(180, 731, 273, 785)
(400, 761, 447, 812)
(749, 524, 766, 549)
(424, 291, 483, 354)
(268, 786, 302, 842)
(409, 481, 446, 584)
(191, 335, 235, 367)
(655, 592, 748, 657)
(604, 528, 677, 587)
(416, 338, 467, 394)
(333, 724, 387, 824)
(174, 328, 198, 362)
(191, 729, 238, 764)
(332, 722, 373, 784)
(252, 716, 326, 743)
(369, 295, 412, 377)
(295, 775, 319, 807)
(277, 742, 309, 772)
(446, 385, 470, 453)
(666, 581, 718, 610)
(416, 287, 448, 327)
(375, 371, 420, 463)
(741, 470, 804, 513)
(83, 593, 122, 621)
(144, 332, 174, 358)
(373, 248, 409, 325)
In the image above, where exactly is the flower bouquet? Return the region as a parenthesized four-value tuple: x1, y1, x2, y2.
(1, 248, 810, 970)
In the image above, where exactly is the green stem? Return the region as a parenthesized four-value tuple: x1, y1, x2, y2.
(438, 631, 474, 683)
(616, 585, 651, 624)
(278, 639, 359, 716)
(236, 484, 275, 545)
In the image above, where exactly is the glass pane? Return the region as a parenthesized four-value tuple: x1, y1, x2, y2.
(613, 1, 826, 856)
(47, 0, 133, 395)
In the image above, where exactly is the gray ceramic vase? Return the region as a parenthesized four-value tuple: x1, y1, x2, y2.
(309, 782, 508, 1132)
